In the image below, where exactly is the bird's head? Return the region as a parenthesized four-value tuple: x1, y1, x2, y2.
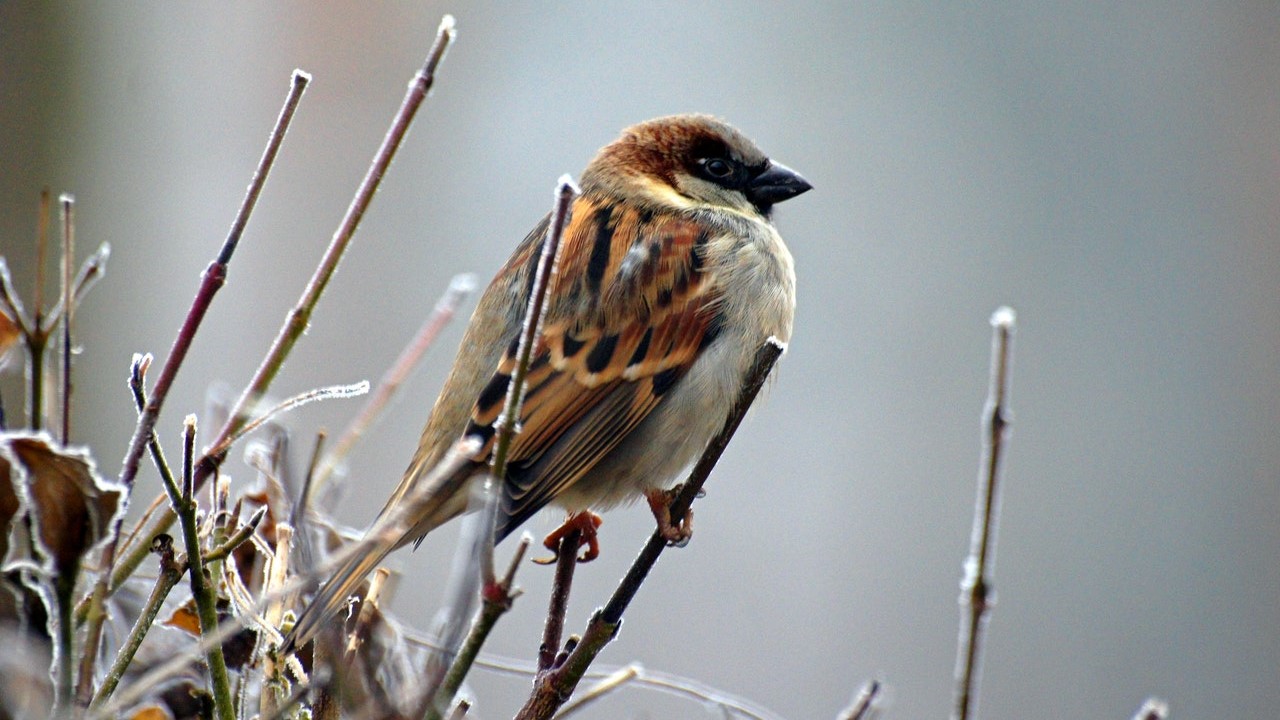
(581, 114, 812, 219)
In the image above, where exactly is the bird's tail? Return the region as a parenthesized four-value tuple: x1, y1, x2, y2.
(282, 529, 398, 655)
(281, 439, 482, 654)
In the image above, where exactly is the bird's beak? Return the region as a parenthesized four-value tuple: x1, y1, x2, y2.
(746, 161, 813, 210)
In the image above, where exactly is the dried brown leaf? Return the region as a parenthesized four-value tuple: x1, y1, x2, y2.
(127, 704, 175, 720)
(1, 433, 122, 574)
(163, 598, 203, 638)
(0, 307, 19, 367)
(0, 454, 17, 562)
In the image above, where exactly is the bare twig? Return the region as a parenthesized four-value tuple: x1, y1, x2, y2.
(836, 679, 881, 720)
(58, 194, 73, 445)
(952, 306, 1016, 720)
(88, 535, 186, 709)
(43, 241, 111, 326)
(203, 380, 369, 460)
(34, 188, 50, 322)
(490, 176, 577, 483)
(1132, 697, 1169, 720)
(203, 505, 268, 564)
(0, 259, 31, 335)
(94, 440, 481, 719)
(420, 537, 530, 720)
(401, 631, 787, 720)
(310, 273, 475, 498)
(175, 416, 235, 720)
(552, 664, 640, 719)
(419, 174, 576, 720)
(219, 15, 457, 454)
(261, 524, 299, 720)
(514, 338, 787, 720)
(538, 527, 580, 672)
(343, 567, 390, 661)
(26, 190, 51, 429)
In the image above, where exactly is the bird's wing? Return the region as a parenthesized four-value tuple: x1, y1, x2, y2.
(463, 194, 726, 537)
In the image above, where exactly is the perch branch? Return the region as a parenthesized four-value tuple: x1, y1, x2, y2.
(421, 174, 577, 720)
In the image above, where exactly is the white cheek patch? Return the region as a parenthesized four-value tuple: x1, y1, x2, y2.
(635, 176, 697, 209)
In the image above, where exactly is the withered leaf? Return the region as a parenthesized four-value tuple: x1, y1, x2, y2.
(0, 306, 18, 366)
(163, 598, 202, 637)
(0, 454, 16, 562)
(126, 704, 174, 720)
(1, 432, 122, 574)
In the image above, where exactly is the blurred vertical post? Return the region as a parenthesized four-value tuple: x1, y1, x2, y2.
(952, 307, 1015, 720)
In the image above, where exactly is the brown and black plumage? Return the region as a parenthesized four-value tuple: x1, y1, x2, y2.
(286, 114, 810, 649)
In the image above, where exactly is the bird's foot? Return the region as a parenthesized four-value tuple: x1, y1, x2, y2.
(533, 510, 603, 564)
(646, 486, 693, 547)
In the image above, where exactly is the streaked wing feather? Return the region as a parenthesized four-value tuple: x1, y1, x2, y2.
(465, 194, 723, 539)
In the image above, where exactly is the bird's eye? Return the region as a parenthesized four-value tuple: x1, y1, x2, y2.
(701, 157, 734, 179)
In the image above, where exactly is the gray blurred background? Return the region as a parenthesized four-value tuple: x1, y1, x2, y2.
(2, 2, 1277, 718)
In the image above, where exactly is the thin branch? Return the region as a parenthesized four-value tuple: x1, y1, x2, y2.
(421, 537, 530, 720)
(552, 664, 640, 719)
(1132, 697, 1169, 720)
(72, 355, 165, 701)
(203, 380, 370, 460)
(419, 174, 576, 720)
(88, 535, 186, 709)
(94, 440, 481, 719)
(538, 527, 581, 672)
(490, 176, 578, 484)
(514, 338, 787, 720)
(343, 567, 389, 661)
(836, 680, 881, 720)
(42, 241, 111, 328)
(309, 273, 475, 498)
(175, 416, 235, 720)
(34, 187, 50, 323)
(400, 631, 787, 720)
(261, 524, 298, 720)
(952, 306, 1016, 720)
(58, 193, 73, 445)
(203, 505, 268, 564)
(0, 258, 31, 336)
(218, 15, 457, 453)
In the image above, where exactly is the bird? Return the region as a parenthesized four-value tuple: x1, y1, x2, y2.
(285, 113, 811, 650)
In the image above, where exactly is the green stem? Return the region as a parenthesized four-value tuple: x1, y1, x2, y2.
(51, 568, 76, 716)
(176, 418, 235, 720)
(26, 331, 47, 430)
(90, 537, 185, 709)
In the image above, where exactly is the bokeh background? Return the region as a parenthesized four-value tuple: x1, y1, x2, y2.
(3, 2, 1277, 718)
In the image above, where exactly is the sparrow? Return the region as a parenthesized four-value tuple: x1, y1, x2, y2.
(287, 114, 810, 649)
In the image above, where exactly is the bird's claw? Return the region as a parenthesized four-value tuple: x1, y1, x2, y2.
(646, 487, 694, 547)
(533, 511, 603, 564)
